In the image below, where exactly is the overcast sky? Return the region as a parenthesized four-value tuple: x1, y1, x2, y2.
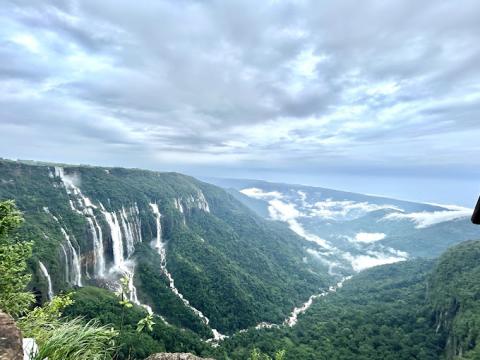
(1, 0, 479, 205)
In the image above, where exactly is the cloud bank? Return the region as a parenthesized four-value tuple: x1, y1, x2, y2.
(1, 0, 479, 204)
(383, 206, 472, 228)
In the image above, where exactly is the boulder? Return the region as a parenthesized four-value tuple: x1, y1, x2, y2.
(0, 310, 23, 360)
(145, 353, 214, 360)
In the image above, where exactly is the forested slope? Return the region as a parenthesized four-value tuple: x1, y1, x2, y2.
(216, 240, 480, 359)
(0, 159, 330, 336)
(429, 240, 480, 359)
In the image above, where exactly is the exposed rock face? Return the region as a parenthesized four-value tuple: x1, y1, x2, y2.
(145, 353, 214, 360)
(0, 310, 23, 360)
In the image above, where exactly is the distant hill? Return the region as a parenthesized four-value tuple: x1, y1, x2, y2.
(209, 178, 480, 274)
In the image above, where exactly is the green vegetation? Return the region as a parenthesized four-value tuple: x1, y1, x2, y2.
(215, 259, 443, 359)
(0, 200, 117, 359)
(0, 200, 35, 316)
(214, 241, 480, 360)
(64, 286, 212, 360)
(248, 348, 286, 360)
(2, 159, 480, 359)
(0, 159, 330, 334)
(134, 243, 213, 338)
(20, 295, 117, 360)
(428, 240, 480, 359)
(32, 318, 116, 360)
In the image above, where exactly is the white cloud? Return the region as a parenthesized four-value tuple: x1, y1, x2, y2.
(309, 199, 403, 220)
(353, 232, 386, 243)
(268, 199, 301, 221)
(266, 198, 333, 249)
(382, 206, 471, 228)
(240, 187, 283, 200)
(306, 248, 341, 276)
(241, 189, 334, 250)
(287, 218, 333, 249)
(10, 33, 41, 54)
(343, 251, 407, 272)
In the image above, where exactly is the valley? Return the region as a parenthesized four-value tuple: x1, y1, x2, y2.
(1, 158, 479, 359)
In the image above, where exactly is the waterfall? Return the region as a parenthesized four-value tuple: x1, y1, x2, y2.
(120, 207, 135, 257)
(149, 201, 223, 337)
(87, 217, 106, 277)
(54, 166, 109, 279)
(149, 203, 163, 255)
(175, 192, 210, 213)
(103, 204, 144, 268)
(60, 227, 82, 287)
(196, 191, 210, 212)
(43, 207, 81, 287)
(133, 203, 142, 242)
(103, 211, 125, 268)
(38, 261, 54, 301)
(174, 198, 184, 213)
(53, 167, 152, 314)
(123, 266, 153, 315)
(60, 244, 70, 283)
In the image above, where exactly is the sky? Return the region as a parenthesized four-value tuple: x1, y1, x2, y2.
(1, 0, 479, 206)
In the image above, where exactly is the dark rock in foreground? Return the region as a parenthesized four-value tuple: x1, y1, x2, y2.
(0, 310, 23, 360)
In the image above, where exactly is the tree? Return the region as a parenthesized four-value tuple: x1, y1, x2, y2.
(0, 200, 34, 316)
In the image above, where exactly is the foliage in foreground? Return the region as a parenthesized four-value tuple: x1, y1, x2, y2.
(0, 200, 35, 316)
(0, 200, 118, 359)
(33, 318, 116, 360)
(65, 286, 212, 360)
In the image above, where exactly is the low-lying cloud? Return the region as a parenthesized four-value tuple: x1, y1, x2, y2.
(352, 232, 386, 243)
(383, 206, 472, 228)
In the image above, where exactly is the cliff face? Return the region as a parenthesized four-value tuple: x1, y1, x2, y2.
(0, 160, 330, 335)
(428, 240, 480, 359)
(0, 311, 23, 360)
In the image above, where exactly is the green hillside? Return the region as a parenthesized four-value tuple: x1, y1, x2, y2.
(428, 240, 480, 359)
(0, 159, 330, 335)
(216, 240, 480, 360)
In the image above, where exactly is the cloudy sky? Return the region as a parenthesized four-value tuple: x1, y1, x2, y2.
(1, 0, 479, 205)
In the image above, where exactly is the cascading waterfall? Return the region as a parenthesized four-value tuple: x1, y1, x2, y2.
(120, 207, 136, 257)
(133, 203, 142, 242)
(38, 261, 54, 301)
(103, 210, 125, 268)
(86, 217, 106, 277)
(101, 204, 144, 268)
(53, 168, 192, 319)
(54, 166, 108, 278)
(149, 203, 164, 256)
(61, 227, 82, 287)
(100, 202, 152, 314)
(60, 244, 70, 283)
(150, 202, 225, 340)
(174, 198, 184, 213)
(43, 207, 82, 287)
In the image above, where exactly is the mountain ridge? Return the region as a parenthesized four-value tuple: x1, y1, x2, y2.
(0, 159, 331, 337)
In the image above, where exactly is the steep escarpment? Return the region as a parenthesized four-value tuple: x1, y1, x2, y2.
(428, 240, 480, 359)
(0, 159, 330, 336)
